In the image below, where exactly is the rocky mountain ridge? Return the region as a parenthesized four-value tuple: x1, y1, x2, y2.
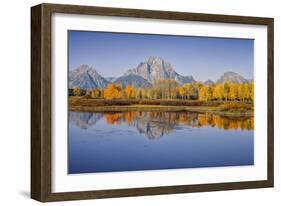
(69, 57, 250, 89)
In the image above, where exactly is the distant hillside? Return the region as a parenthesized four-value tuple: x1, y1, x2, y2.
(69, 64, 109, 89)
(216, 72, 249, 84)
(106, 77, 117, 82)
(114, 74, 151, 88)
(204, 80, 215, 85)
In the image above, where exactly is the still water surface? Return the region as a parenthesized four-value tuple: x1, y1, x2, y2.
(68, 111, 254, 174)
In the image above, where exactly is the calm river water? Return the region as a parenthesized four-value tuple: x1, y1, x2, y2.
(68, 111, 254, 174)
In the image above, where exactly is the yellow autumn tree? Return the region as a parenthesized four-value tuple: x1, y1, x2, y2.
(104, 83, 122, 99)
(124, 85, 136, 99)
(181, 83, 195, 99)
(238, 84, 246, 101)
(207, 85, 214, 100)
(199, 86, 208, 101)
(177, 86, 185, 99)
(73, 87, 81, 96)
(199, 85, 214, 101)
(136, 88, 143, 99)
(229, 83, 239, 101)
(249, 82, 254, 102)
(244, 83, 250, 100)
(213, 84, 224, 101)
(91, 88, 102, 98)
(223, 82, 231, 100)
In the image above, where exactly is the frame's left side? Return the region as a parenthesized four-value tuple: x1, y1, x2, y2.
(31, 4, 43, 202)
(31, 4, 53, 202)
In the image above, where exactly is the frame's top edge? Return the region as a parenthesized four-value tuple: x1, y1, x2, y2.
(33, 3, 273, 25)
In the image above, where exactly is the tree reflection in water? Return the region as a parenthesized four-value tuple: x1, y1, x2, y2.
(69, 111, 254, 139)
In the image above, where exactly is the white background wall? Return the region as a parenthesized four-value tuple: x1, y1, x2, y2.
(0, 0, 279, 205)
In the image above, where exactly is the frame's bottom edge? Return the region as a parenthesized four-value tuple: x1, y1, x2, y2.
(37, 180, 273, 202)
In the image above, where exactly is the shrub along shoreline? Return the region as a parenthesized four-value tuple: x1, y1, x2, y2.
(68, 97, 254, 117)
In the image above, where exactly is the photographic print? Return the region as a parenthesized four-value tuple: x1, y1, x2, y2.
(68, 31, 254, 174)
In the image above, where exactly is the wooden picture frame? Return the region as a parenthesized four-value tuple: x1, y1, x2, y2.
(31, 3, 274, 202)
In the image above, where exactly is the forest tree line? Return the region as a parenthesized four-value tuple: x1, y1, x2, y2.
(70, 79, 254, 102)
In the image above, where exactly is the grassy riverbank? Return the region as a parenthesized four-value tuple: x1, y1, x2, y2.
(68, 96, 253, 117)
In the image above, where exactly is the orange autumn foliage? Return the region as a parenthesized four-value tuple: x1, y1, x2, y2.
(103, 111, 254, 130)
(104, 83, 122, 100)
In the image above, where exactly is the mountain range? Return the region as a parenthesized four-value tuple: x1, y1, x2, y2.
(69, 64, 108, 89)
(69, 56, 250, 89)
(124, 56, 195, 85)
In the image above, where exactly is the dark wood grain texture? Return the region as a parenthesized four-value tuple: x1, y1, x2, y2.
(31, 3, 274, 202)
(31, 4, 42, 201)
(31, 3, 52, 202)
(267, 20, 274, 187)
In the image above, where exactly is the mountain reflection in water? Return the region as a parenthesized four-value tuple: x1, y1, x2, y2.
(69, 111, 254, 139)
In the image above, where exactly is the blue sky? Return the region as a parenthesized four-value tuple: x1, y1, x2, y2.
(68, 30, 254, 82)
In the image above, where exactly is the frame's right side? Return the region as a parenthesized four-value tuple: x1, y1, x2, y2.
(267, 18, 274, 187)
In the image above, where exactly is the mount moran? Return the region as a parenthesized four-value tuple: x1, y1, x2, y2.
(69, 56, 249, 89)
